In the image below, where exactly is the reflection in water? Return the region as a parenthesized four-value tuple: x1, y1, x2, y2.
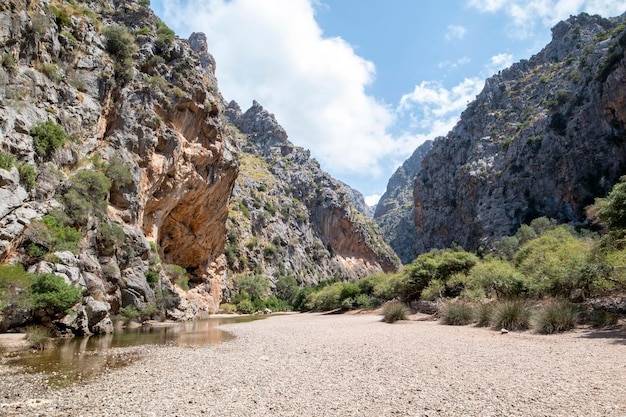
(7, 315, 266, 386)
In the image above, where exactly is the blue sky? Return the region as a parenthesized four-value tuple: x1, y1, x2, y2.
(150, 0, 625, 205)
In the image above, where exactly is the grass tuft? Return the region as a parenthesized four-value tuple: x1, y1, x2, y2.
(26, 325, 53, 350)
(492, 300, 532, 331)
(475, 303, 493, 327)
(536, 300, 578, 334)
(382, 301, 408, 323)
(440, 301, 475, 325)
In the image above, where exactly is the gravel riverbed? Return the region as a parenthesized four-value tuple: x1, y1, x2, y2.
(1, 312, 625, 416)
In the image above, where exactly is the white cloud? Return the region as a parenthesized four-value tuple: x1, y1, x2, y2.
(394, 78, 484, 153)
(445, 24, 468, 41)
(487, 53, 514, 73)
(364, 194, 381, 207)
(468, 0, 626, 38)
(160, 0, 395, 179)
(438, 57, 471, 69)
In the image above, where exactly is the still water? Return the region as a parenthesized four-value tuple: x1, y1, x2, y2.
(6, 315, 266, 386)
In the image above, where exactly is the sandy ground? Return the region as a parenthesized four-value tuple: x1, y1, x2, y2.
(1, 312, 625, 417)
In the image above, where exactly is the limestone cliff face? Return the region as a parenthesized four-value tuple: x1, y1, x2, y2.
(224, 101, 399, 292)
(414, 13, 626, 254)
(0, 0, 237, 332)
(374, 140, 432, 264)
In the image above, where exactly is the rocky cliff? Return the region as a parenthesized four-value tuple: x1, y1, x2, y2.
(374, 140, 432, 264)
(223, 101, 399, 295)
(0, 0, 400, 334)
(0, 0, 238, 333)
(414, 13, 626, 254)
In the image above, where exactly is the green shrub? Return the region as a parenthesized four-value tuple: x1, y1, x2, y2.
(51, 6, 71, 27)
(403, 249, 478, 301)
(515, 227, 592, 296)
(440, 301, 475, 325)
(275, 274, 298, 304)
(97, 222, 125, 256)
(105, 158, 133, 189)
(17, 163, 37, 189)
(263, 243, 277, 259)
(382, 301, 408, 323)
(263, 295, 289, 312)
(219, 303, 237, 313)
(26, 325, 53, 350)
(155, 18, 175, 54)
(30, 120, 67, 157)
(236, 299, 255, 314)
(2, 53, 17, 75)
(103, 25, 134, 59)
(39, 63, 62, 83)
(0, 151, 15, 170)
(463, 258, 528, 299)
(29, 273, 82, 314)
(492, 300, 532, 331)
(354, 293, 374, 309)
(0, 263, 35, 311)
(536, 301, 578, 334)
(119, 305, 140, 320)
(475, 303, 493, 327)
(138, 0, 150, 6)
(146, 75, 168, 91)
(62, 170, 111, 225)
(358, 272, 406, 301)
(145, 270, 159, 284)
(164, 264, 189, 290)
(235, 274, 270, 302)
(420, 278, 445, 301)
(102, 25, 135, 84)
(28, 214, 83, 254)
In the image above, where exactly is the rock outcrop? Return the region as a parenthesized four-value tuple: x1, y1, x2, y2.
(0, 0, 238, 332)
(374, 140, 432, 264)
(224, 101, 400, 292)
(414, 13, 626, 254)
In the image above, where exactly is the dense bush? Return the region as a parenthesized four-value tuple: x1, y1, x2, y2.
(440, 301, 475, 325)
(275, 274, 299, 305)
(514, 227, 593, 296)
(536, 301, 578, 334)
(29, 273, 82, 314)
(403, 249, 478, 301)
(105, 158, 133, 189)
(30, 120, 67, 157)
(102, 25, 135, 84)
(382, 301, 408, 323)
(62, 170, 111, 226)
(462, 258, 528, 299)
(26, 213, 83, 255)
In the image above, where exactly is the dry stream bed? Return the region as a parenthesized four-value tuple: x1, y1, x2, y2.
(1, 313, 625, 416)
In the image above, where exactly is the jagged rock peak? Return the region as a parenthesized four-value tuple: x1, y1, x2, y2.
(188, 32, 216, 75)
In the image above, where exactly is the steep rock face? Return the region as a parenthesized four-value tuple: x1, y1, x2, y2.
(374, 140, 432, 264)
(414, 13, 626, 254)
(224, 101, 399, 291)
(0, 0, 238, 331)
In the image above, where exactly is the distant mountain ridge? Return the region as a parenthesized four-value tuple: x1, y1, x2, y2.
(374, 140, 432, 263)
(224, 100, 400, 292)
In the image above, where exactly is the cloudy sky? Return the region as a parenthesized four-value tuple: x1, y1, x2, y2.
(150, 0, 625, 205)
